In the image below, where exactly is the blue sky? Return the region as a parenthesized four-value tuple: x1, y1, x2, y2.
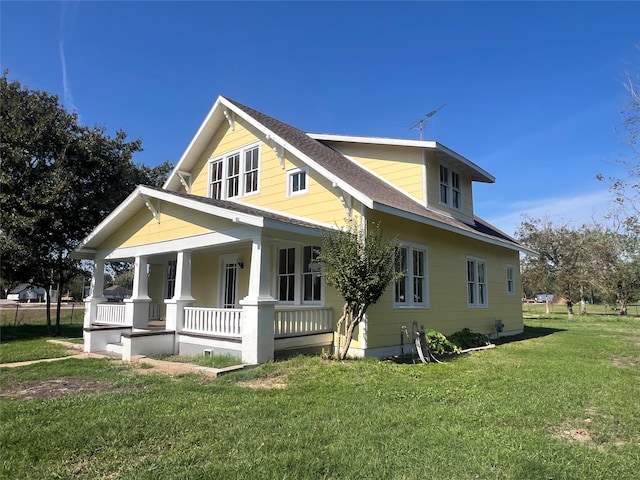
(2, 1, 638, 235)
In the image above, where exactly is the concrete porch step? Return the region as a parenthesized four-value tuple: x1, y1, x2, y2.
(106, 342, 123, 354)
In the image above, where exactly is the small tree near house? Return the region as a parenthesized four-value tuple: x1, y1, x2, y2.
(316, 221, 404, 360)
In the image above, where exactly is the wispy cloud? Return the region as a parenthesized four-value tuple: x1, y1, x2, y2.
(481, 189, 613, 236)
(58, 1, 80, 115)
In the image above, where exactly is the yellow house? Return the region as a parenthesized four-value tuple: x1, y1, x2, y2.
(75, 96, 533, 363)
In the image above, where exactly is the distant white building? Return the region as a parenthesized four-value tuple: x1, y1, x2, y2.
(7, 284, 46, 302)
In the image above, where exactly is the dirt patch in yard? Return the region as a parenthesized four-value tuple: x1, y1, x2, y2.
(0, 376, 139, 401)
(238, 375, 287, 390)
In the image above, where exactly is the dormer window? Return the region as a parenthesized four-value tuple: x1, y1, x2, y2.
(439, 164, 462, 210)
(208, 144, 260, 199)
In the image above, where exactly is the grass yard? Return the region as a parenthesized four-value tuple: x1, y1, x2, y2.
(1, 312, 639, 479)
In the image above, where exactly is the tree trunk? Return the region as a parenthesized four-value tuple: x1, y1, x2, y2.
(580, 299, 587, 315)
(566, 300, 574, 318)
(337, 303, 366, 360)
(55, 277, 63, 336)
(545, 299, 550, 315)
(45, 287, 52, 334)
(618, 296, 628, 315)
(339, 319, 359, 360)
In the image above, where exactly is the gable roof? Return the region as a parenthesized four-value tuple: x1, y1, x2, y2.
(163, 96, 532, 254)
(73, 185, 330, 258)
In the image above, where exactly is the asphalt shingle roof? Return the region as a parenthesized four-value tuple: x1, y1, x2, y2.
(224, 97, 526, 250)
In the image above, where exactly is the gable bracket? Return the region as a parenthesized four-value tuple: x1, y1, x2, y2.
(265, 134, 286, 169)
(333, 182, 352, 221)
(223, 109, 235, 131)
(176, 171, 192, 194)
(140, 193, 160, 223)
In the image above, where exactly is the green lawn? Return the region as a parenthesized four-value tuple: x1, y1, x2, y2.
(1, 313, 639, 479)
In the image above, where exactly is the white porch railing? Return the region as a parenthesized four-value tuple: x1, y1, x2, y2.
(149, 303, 161, 320)
(275, 307, 333, 338)
(183, 307, 242, 337)
(96, 303, 127, 325)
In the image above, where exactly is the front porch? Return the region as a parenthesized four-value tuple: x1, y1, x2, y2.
(84, 301, 334, 363)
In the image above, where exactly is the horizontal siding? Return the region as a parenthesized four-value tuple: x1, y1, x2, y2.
(425, 152, 474, 222)
(331, 143, 425, 202)
(364, 212, 522, 349)
(97, 203, 237, 250)
(187, 117, 352, 224)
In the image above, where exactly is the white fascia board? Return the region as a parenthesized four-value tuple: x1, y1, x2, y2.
(73, 186, 145, 257)
(163, 96, 225, 191)
(309, 133, 495, 184)
(374, 202, 535, 255)
(433, 143, 495, 183)
(218, 99, 374, 209)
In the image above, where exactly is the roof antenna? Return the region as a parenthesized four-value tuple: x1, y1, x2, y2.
(410, 104, 446, 140)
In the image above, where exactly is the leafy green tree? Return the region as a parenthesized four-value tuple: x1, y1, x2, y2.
(0, 72, 171, 333)
(517, 218, 593, 317)
(316, 221, 403, 359)
(589, 227, 640, 314)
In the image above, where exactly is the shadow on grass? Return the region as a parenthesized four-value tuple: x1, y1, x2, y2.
(0, 324, 83, 343)
(494, 325, 566, 346)
(385, 325, 567, 365)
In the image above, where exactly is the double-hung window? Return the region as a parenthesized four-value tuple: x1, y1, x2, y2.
(209, 144, 260, 199)
(439, 165, 449, 205)
(394, 244, 428, 307)
(277, 245, 322, 304)
(506, 265, 515, 295)
(166, 259, 177, 299)
(451, 171, 461, 209)
(467, 257, 487, 307)
(439, 164, 462, 210)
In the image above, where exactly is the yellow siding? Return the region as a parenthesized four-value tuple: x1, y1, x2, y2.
(190, 245, 252, 307)
(186, 116, 353, 225)
(329, 143, 425, 202)
(364, 211, 522, 349)
(97, 203, 237, 251)
(425, 152, 474, 222)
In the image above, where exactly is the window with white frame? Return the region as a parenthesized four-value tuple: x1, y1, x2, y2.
(277, 245, 322, 304)
(287, 167, 308, 196)
(303, 246, 321, 302)
(506, 265, 515, 295)
(166, 259, 177, 299)
(439, 165, 449, 205)
(394, 244, 428, 307)
(467, 257, 487, 307)
(451, 171, 461, 209)
(208, 144, 260, 199)
(439, 164, 462, 210)
(278, 247, 296, 302)
(244, 146, 259, 194)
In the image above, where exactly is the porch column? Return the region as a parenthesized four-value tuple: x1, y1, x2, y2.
(125, 255, 152, 328)
(83, 259, 106, 328)
(165, 251, 195, 350)
(240, 237, 276, 363)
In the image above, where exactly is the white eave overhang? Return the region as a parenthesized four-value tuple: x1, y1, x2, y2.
(307, 133, 495, 183)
